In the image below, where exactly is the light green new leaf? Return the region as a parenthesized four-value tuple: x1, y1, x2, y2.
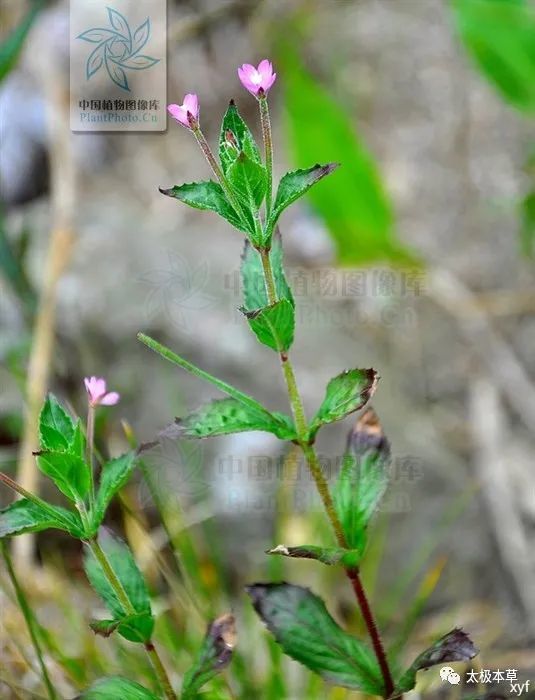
(268, 164, 339, 235)
(396, 628, 478, 693)
(227, 152, 267, 210)
(159, 181, 250, 234)
(241, 234, 294, 312)
(281, 50, 417, 265)
(219, 100, 261, 174)
(0, 498, 84, 538)
(175, 398, 296, 441)
(37, 451, 91, 503)
(93, 451, 137, 528)
(39, 393, 75, 452)
(267, 544, 361, 568)
(309, 368, 378, 438)
(182, 614, 236, 699)
(247, 583, 384, 694)
(452, 0, 535, 113)
(333, 409, 391, 553)
(79, 676, 159, 700)
(244, 299, 295, 352)
(84, 530, 153, 643)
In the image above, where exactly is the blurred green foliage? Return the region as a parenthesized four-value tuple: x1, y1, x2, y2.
(0, 1, 43, 84)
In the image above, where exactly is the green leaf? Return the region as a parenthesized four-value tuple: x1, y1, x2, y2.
(39, 394, 75, 452)
(138, 332, 281, 418)
(267, 544, 361, 568)
(309, 368, 378, 438)
(332, 409, 391, 554)
(241, 233, 294, 312)
(0, 1, 43, 84)
(84, 530, 153, 643)
(452, 0, 535, 113)
(219, 99, 261, 174)
(159, 181, 251, 235)
(36, 451, 91, 503)
(396, 628, 478, 693)
(89, 613, 154, 643)
(243, 299, 295, 352)
(182, 613, 236, 699)
(280, 49, 417, 265)
(246, 583, 384, 694)
(70, 419, 87, 460)
(174, 398, 296, 441)
(269, 164, 339, 234)
(0, 498, 84, 538)
(93, 452, 137, 528)
(79, 676, 159, 699)
(227, 152, 268, 210)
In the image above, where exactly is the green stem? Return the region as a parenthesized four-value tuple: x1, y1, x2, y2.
(258, 95, 273, 219)
(87, 405, 95, 507)
(258, 242, 396, 699)
(1, 542, 57, 700)
(87, 539, 176, 700)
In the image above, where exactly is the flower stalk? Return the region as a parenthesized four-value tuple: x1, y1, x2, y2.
(258, 95, 273, 219)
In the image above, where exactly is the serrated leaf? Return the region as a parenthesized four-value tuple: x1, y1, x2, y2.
(452, 0, 535, 114)
(219, 100, 261, 174)
(396, 628, 479, 693)
(39, 394, 75, 452)
(227, 152, 267, 210)
(78, 676, 159, 700)
(0, 498, 84, 538)
(36, 451, 91, 503)
(309, 368, 378, 438)
(267, 544, 361, 568)
(332, 409, 391, 553)
(244, 299, 295, 352)
(247, 583, 384, 694)
(93, 452, 137, 528)
(84, 530, 153, 643)
(182, 614, 236, 699)
(268, 164, 338, 234)
(159, 181, 250, 235)
(241, 233, 294, 312)
(173, 398, 296, 441)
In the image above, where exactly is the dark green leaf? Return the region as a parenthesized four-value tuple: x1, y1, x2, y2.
(70, 419, 87, 460)
(93, 452, 137, 527)
(267, 544, 361, 568)
(396, 628, 479, 693)
(182, 613, 236, 699)
(452, 0, 535, 113)
(309, 369, 378, 438)
(280, 50, 417, 265)
(39, 394, 75, 452)
(241, 233, 294, 312)
(159, 181, 250, 235)
(246, 582, 384, 693)
(84, 530, 153, 643)
(227, 152, 268, 209)
(244, 299, 295, 352)
(173, 398, 296, 441)
(0, 498, 84, 538)
(219, 100, 261, 174)
(332, 409, 391, 553)
(36, 451, 91, 503)
(78, 676, 159, 699)
(269, 164, 339, 234)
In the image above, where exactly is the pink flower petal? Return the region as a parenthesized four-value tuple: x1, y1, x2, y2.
(257, 59, 272, 79)
(100, 391, 120, 406)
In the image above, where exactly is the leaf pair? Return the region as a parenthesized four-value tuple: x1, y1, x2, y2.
(85, 530, 155, 644)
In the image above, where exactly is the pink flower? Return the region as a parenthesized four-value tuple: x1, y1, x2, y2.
(238, 59, 277, 97)
(84, 376, 120, 408)
(167, 93, 200, 128)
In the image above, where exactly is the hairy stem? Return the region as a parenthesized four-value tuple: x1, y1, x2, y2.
(258, 95, 273, 219)
(1, 542, 57, 700)
(86, 405, 95, 507)
(259, 245, 396, 698)
(87, 539, 176, 700)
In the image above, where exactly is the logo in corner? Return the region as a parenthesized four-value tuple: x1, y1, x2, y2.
(440, 666, 461, 685)
(76, 7, 160, 92)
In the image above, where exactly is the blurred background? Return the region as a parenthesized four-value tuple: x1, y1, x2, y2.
(0, 0, 534, 698)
